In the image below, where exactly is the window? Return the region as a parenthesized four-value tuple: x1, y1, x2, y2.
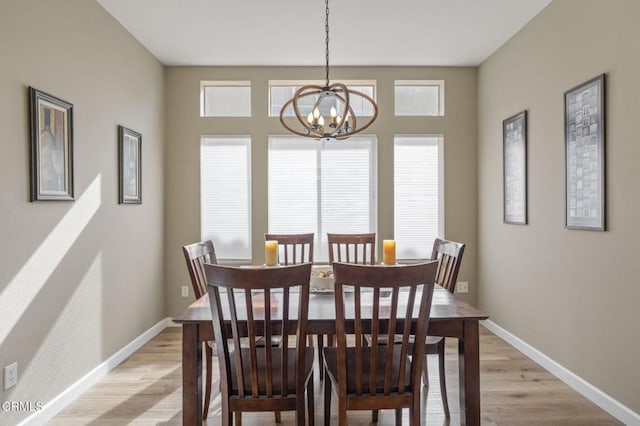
(200, 81, 251, 117)
(394, 135, 443, 260)
(268, 136, 377, 262)
(394, 80, 444, 116)
(269, 80, 376, 118)
(201, 136, 252, 260)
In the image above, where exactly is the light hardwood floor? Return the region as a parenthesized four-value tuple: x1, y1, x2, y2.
(51, 326, 621, 425)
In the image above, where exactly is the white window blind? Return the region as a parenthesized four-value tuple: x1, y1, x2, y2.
(394, 135, 443, 260)
(201, 136, 251, 260)
(268, 136, 377, 262)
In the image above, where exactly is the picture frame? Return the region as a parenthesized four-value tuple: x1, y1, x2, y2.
(28, 87, 74, 201)
(503, 110, 527, 224)
(118, 125, 142, 204)
(564, 74, 605, 231)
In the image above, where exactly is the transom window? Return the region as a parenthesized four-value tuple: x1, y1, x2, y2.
(200, 81, 252, 117)
(394, 80, 445, 116)
(269, 80, 376, 118)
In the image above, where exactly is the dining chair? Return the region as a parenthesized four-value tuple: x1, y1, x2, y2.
(205, 263, 315, 426)
(422, 238, 465, 418)
(265, 233, 314, 266)
(366, 238, 465, 419)
(325, 232, 376, 378)
(265, 233, 322, 378)
(182, 240, 287, 420)
(182, 240, 218, 420)
(323, 261, 437, 426)
(327, 232, 376, 265)
(264, 233, 314, 421)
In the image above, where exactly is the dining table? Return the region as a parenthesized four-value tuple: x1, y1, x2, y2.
(173, 284, 488, 425)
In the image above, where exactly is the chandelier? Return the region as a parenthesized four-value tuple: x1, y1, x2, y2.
(279, 0, 378, 141)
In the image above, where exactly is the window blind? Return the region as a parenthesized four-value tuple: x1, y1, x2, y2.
(268, 136, 377, 262)
(200, 136, 251, 260)
(394, 135, 443, 260)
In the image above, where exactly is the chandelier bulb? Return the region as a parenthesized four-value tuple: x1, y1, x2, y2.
(313, 107, 320, 119)
(318, 115, 325, 127)
(307, 112, 314, 125)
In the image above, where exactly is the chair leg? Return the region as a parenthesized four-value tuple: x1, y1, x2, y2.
(370, 335, 378, 422)
(317, 335, 325, 381)
(337, 398, 347, 426)
(274, 411, 282, 423)
(221, 394, 231, 426)
(422, 354, 430, 389)
(395, 408, 402, 425)
(437, 339, 450, 418)
(203, 344, 213, 420)
(235, 412, 242, 426)
(411, 394, 421, 426)
(324, 370, 332, 426)
(307, 373, 315, 426)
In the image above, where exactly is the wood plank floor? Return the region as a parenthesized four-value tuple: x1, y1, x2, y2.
(51, 326, 621, 425)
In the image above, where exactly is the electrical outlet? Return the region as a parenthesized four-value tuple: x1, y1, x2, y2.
(457, 281, 469, 293)
(181, 286, 189, 298)
(4, 362, 17, 390)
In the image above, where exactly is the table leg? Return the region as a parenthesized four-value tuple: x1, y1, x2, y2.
(458, 320, 480, 426)
(183, 323, 202, 425)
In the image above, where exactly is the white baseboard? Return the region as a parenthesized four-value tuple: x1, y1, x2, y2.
(481, 319, 640, 425)
(18, 317, 174, 426)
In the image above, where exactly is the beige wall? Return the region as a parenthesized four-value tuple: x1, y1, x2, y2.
(0, 1, 165, 423)
(165, 66, 478, 315)
(478, 0, 640, 414)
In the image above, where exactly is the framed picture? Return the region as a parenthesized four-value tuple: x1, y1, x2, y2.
(28, 87, 74, 201)
(118, 125, 142, 204)
(503, 110, 527, 224)
(564, 74, 605, 231)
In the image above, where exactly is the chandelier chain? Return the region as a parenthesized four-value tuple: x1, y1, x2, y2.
(325, 0, 330, 86)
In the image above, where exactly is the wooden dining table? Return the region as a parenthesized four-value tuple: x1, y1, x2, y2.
(173, 286, 488, 425)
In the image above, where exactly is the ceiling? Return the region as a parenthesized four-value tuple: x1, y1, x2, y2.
(97, 0, 551, 67)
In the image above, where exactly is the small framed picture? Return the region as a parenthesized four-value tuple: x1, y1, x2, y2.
(118, 125, 142, 204)
(28, 87, 74, 201)
(503, 110, 527, 224)
(564, 74, 605, 231)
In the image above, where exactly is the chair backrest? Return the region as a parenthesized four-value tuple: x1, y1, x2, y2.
(205, 263, 312, 399)
(265, 233, 314, 265)
(327, 232, 376, 264)
(182, 240, 218, 299)
(332, 261, 437, 396)
(431, 238, 465, 293)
